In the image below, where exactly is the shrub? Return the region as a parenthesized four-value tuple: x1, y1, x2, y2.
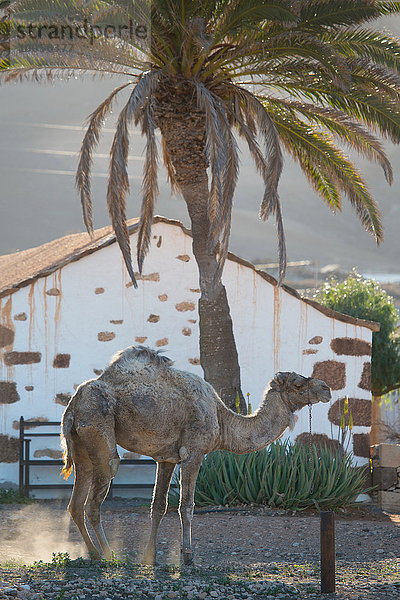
(313, 271, 400, 396)
(0, 488, 31, 504)
(172, 441, 368, 510)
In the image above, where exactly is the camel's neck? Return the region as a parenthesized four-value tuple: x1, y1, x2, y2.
(216, 390, 294, 454)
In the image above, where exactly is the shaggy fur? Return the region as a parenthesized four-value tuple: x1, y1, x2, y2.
(61, 345, 331, 564)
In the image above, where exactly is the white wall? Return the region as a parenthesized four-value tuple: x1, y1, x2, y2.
(0, 220, 374, 493)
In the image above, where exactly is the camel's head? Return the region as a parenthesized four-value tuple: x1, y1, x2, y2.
(270, 372, 331, 412)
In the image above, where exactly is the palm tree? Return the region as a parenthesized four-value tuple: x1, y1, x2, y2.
(2, 0, 400, 411)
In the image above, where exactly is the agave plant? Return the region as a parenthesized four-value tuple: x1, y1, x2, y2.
(2, 0, 400, 409)
(171, 441, 369, 510)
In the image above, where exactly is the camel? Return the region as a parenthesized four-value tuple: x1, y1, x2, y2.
(60, 345, 331, 564)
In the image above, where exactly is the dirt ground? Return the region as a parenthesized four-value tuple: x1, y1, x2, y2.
(0, 500, 399, 600)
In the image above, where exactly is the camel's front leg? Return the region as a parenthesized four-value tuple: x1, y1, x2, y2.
(143, 462, 176, 565)
(179, 454, 203, 566)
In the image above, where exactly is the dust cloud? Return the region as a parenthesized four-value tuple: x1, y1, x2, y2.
(0, 504, 86, 564)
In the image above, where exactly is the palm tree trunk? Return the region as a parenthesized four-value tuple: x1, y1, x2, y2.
(154, 84, 246, 412)
(184, 184, 246, 412)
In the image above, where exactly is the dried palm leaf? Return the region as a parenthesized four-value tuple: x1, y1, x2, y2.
(137, 100, 159, 272)
(194, 80, 227, 248)
(77, 81, 134, 234)
(107, 70, 160, 287)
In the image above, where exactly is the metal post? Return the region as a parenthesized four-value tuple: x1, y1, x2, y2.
(19, 417, 24, 496)
(320, 511, 335, 593)
(24, 438, 31, 498)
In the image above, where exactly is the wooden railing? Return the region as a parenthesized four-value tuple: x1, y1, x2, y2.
(18, 417, 157, 498)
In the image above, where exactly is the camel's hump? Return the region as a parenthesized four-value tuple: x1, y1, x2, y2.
(108, 345, 174, 369)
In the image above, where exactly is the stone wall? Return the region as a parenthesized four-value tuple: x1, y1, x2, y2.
(0, 219, 375, 492)
(371, 443, 400, 513)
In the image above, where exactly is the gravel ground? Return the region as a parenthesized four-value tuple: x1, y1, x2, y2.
(0, 500, 398, 600)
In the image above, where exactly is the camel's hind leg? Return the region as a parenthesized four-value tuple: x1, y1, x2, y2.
(179, 453, 203, 565)
(67, 436, 99, 558)
(142, 461, 175, 565)
(80, 428, 120, 560)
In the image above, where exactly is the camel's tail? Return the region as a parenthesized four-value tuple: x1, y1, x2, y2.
(60, 409, 74, 480)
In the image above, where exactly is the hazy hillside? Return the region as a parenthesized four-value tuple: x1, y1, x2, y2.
(0, 16, 399, 275)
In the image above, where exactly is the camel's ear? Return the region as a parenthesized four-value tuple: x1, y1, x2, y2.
(270, 372, 289, 390)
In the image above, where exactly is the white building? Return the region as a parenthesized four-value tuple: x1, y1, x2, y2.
(0, 216, 378, 495)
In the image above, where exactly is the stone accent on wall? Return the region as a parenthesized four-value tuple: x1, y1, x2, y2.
(155, 338, 168, 347)
(303, 349, 318, 355)
(46, 288, 61, 296)
(175, 302, 195, 312)
(295, 432, 342, 455)
(126, 273, 160, 287)
(176, 254, 190, 262)
(158, 294, 168, 302)
(14, 313, 27, 321)
(135, 337, 148, 344)
(4, 352, 41, 365)
(34, 448, 63, 459)
(13, 417, 49, 430)
(188, 319, 197, 324)
(328, 398, 372, 427)
(371, 443, 400, 468)
(55, 393, 71, 406)
(378, 491, 400, 512)
(308, 336, 323, 345)
(189, 288, 200, 293)
(353, 433, 370, 458)
(156, 235, 162, 248)
(0, 435, 19, 462)
(53, 353, 71, 368)
(110, 320, 123, 325)
(0, 382, 20, 404)
(371, 444, 400, 512)
(147, 314, 160, 323)
(95, 287, 105, 294)
(358, 362, 371, 391)
(182, 328, 192, 336)
(25, 386, 34, 391)
(97, 332, 115, 342)
(0, 325, 15, 347)
(331, 337, 372, 356)
(372, 466, 398, 490)
(188, 357, 200, 365)
(311, 360, 346, 390)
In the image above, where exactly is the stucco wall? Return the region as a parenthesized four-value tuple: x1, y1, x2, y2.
(0, 220, 374, 493)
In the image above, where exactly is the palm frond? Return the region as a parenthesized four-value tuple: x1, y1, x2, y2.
(194, 80, 227, 250)
(215, 0, 296, 41)
(295, 0, 392, 29)
(161, 136, 179, 192)
(271, 111, 383, 242)
(137, 99, 159, 273)
(260, 96, 393, 184)
(225, 84, 286, 282)
(214, 115, 240, 283)
(322, 28, 400, 71)
(348, 58, 400, 100)
(107, 70, 160, 287)
(76, 81, 134, 235)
